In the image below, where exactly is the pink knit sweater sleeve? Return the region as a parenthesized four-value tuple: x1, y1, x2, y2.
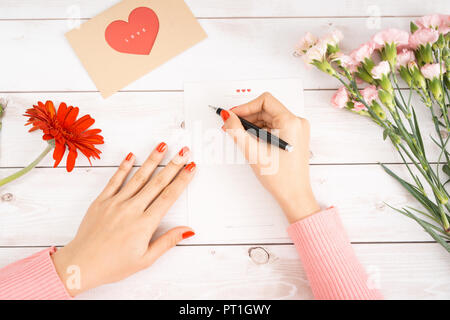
(0, 247, 71, 300)
(287, 207, 383, 300)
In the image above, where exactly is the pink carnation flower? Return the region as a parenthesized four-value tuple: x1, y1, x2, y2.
(302, 40, 328, 66)
(321, 29, 344, 46)
(349, 42, 375, 64)
(360, 85, 379, 105)
(371, 61, 391, 79)
(352, 102, 367, 112)
(415, 14, 450, 34)
(295, 32, 318, 55)
(396, 48, 415, 69)
(371, 28, 410, 50)
(409, 28, 439, 49)
(421, 63, 446, 80)
(331, 52, 357, 72)
(331, 87, 349, 109)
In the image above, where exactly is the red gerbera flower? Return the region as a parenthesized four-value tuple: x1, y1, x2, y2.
(24, 100, 104, 172)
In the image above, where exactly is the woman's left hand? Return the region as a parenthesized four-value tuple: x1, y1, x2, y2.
(52, 143, 196, 297)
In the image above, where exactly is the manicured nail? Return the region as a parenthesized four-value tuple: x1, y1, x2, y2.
(179, 146, 190, 157)
(182, 231, 195, 239)
(220, 110, 230, 121)
(230, 106, 238, 111)
(156, 142, 167, 153)
(184, 161, 196, 172)
(125, 152, 133, 161)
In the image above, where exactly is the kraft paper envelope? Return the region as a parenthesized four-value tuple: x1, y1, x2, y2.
(66, 0, 207, 98)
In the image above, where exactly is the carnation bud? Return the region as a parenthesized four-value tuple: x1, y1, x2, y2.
(362, 57, 375, 75)
(379, 74, 393, 94)
(312, 59, 337, 76)
(421, 44, 434, 65)
(382, 42, 397, 69)
(409, 62, 427, 90)
(377, 89, 394, 111)
(356, 67, 375, 84)
(399, 66, 413, 87)
(371, 101, 387, 120)
(429, 78, 444, 102)
(435, 33, 445, 50)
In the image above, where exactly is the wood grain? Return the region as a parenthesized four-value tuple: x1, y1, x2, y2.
(0, 17, 417, 92)
(0, 163, 442, 246)
(0, 0, 447, 19)
(0, 91, 440, 168)
(1, 0, 449, 300)
(0, 243, 448, 299)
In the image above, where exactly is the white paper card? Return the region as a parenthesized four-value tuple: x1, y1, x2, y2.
(184, 79, 304, 243)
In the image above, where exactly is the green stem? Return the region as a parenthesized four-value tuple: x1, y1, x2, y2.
(0, 143, 54, 187)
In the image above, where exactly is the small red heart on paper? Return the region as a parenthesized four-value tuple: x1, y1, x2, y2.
(105, 7, 159, 55)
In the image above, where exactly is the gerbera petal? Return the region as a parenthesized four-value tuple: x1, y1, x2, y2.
(70, 115, 95, 133)
(52, 141, 66, 168)
(66, 148, 78, 172)
(80, 129, 102, 136)
(56, 102, 67, 124)
(63, 107, 79, 127)
(42, 134, 54, 140)
(45, 101, 56, 118)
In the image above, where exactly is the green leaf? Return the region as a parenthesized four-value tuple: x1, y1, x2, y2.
(403, 209, 450, 252)
(383, 128, 388, 140)
(412, 109, 425, 153)
(381, 164, 440, 218)
(443, 164, 450, 178)
(410, 21, 419, 34)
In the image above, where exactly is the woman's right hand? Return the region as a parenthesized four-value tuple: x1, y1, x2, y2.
(221, 92, 320, 223)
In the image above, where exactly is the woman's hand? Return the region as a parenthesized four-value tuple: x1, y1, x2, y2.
(51, 143, 196, 297)
(221, 92, 320, 223)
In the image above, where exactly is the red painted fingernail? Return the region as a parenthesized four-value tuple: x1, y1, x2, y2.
(182, 231, 195, 239)
(156, 142, 167, 153)
(185, 161, 196, 172)
(179, 146, 189, 156)
(220, 110, 230, 121)
(125, 152, 133, 161)
(230, 106, 238, 111)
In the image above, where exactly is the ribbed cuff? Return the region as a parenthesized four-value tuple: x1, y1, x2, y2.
(0, 247, 72, 300)
(287, 207, 383, 300)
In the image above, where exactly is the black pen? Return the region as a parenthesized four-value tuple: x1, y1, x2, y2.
(208, 105, 293, 152)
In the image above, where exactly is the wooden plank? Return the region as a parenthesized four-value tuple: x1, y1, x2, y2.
(0, 0, 447, 19)
(0, 243, 448, 299)
(0, 17, 417, 92)
(0, 91, 440, 167)
(0, 163, 444, 246)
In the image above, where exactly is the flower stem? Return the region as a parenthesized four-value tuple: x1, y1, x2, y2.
(0, 142, 54, 187)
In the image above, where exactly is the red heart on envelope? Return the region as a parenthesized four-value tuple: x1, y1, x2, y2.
(105, 7, 159, 55)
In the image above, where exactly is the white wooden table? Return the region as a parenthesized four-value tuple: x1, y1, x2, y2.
(0, 0, 449, 299)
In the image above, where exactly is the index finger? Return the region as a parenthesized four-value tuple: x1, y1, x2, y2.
(230, 92, 291, 124)
(144, 162, 197, 232)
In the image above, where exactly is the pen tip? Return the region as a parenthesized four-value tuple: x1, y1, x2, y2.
(208, 105, 218, 111)
(286, 145, 294, 152)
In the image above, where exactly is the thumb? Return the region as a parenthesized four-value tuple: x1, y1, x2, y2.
(221, 109, 259, 164)
(144, 226, 195, 266)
